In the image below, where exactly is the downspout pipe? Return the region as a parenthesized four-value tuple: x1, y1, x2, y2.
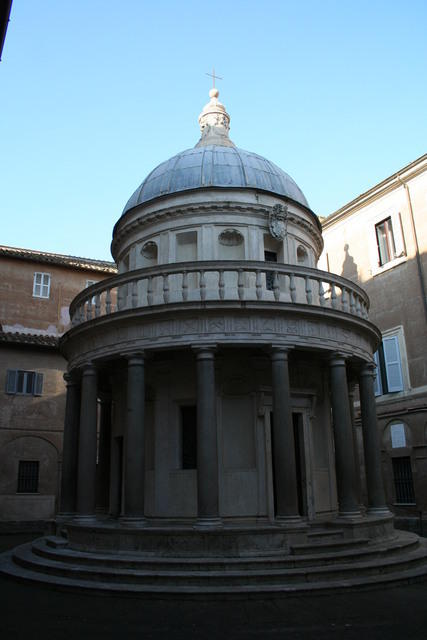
(397, 174, 427, 322)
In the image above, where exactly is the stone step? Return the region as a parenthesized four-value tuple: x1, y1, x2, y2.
(30, 533, 420, 572)
(290, 537, 370, 556)
(10, 538, 427, 588)
(2, 546, 427, 598)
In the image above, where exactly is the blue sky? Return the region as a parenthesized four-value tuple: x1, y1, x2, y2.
(1, 0, 426, 261)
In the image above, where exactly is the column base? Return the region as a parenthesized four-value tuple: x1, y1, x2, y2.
(337, 509, 363, 519)
(119, 516, 147, 528)
(73, 514, 98, 525)
(275, 515, 306, 528)
(367, 506, 393, 517)
(193, 516, 223, 529)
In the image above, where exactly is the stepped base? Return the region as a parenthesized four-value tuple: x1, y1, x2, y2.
(1, 517, 427, 598)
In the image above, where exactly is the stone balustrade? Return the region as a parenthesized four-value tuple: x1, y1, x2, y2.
(70, 261, 369, 327)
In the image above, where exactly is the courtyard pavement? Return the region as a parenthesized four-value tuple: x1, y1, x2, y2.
(1, 533, 427, 639)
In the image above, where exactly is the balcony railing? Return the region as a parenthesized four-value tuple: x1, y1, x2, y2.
(70, 261, 369, 327)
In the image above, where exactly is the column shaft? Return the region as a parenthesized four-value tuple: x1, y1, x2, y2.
(196, 348, 220, 525)
(329, 356, 360, 515)
(359, 363, 389, 513)
(76, 364, 98, 518)
(348, 384, 363, 507)
(271, 348, 300, 520)
(123, 355, 146, 521)
(96, 395, 112, 513)
(59, 372, 80, 515)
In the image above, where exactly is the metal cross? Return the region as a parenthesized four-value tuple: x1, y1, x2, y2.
(206, 67, 222, 89)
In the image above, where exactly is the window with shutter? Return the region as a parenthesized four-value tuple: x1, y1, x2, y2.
(4, 369, 43, 396)
(383, 336, 404, 392)
(33, 272, 51, 298)
(373, 351, 383, 396)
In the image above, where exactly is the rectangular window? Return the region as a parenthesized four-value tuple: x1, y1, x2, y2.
(391, 423, 406, 448)
(392, 457, 415, 504)
(375, 217, 396, 266)
(264, 250, 277, 291)
(17, 461, 39, 493)
(5, 370, 43, 396)
(181, 405, 197, 469)
(373, 335, 404, 396)
(33, 272, 51, 298)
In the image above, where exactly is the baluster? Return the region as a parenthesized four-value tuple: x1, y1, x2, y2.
(71, 311, 77, 327)
(341, 287, 348, 312)
(256, 270, 262, 300)
(331, 283, 338, 309)
(117, 287, 124, 311)
(199, 270, 206, 301)
(86, 299, 92, 321)
(362, 302, 368, 319)
(182, 271, 188, 301)
(273, 271, 280, 301)
(238, 269, 245, 300)
(131, 281, 138, 308)
(106, 288, 112, 314)
(147, 276, 153, 305)
(349, 290, 355, 315)
(219, 270, 225, 300)
(95, 294, 101, 317)
(163, 274, 170, 304)
(290, 273, 297, 303)
(355, 295, 362, 316)
(318, 280, 326, 307)
(79, 306, 84, 323)
(305, 276, 312, 304)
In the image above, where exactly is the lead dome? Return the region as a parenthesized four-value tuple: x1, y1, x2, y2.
(122, 90, 310, 215)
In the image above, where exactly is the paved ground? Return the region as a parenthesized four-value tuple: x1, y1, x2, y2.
(1, 534, 427, 639)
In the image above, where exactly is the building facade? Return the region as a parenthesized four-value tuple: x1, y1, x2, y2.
(321, 154, 427, 531)
(0, 245, 115, 522)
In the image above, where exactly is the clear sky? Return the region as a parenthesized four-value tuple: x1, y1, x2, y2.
(1, 0, 426, 261)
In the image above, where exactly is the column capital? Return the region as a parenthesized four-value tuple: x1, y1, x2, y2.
(360, 361, 377, 379)
(80, 362, 97, 376)
(126, 352, 145, 367)
(192, 345, 217, 360)
(329, 352, 348, 367)
(270, 345, 292, 361)
(63, 371, 79, 386)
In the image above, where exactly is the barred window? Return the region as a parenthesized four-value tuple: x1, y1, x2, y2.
(392, 457, 415, 504)
(17, 461, 39, 493)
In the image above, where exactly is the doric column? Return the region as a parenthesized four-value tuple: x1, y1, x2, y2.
(75, 363, 98, 521)
(58, 371, 80, 516)
(329, 355, 360, 516)
(359, 362, 390, 514)
(195, 347, 221, 527)
(96, 393, 112, 514)
(271, 347, 300, 522)
(122, 354, 146, 524)
(348, 381, 363, 507)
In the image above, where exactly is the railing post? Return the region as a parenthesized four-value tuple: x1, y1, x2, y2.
(163, 274, 170, 304)
(132, 281, 138, 308)
(218, 270, 225, 300)
(182, 271, 188, 301)
(305, 276, 312, 304)
(318, 280, 325, 307)
(273, 271, 280, 301)
(147, 276, 153, 305)
(106, 288, 112, 314)
(238, 269, 245, 300)
(331, 283, 338, 309)
(256, 270, 262, 300)
(199, 270, 206, 301)
(289, 273, 296, 303)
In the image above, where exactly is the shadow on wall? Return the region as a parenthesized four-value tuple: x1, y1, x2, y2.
(341, 243, 360, 283)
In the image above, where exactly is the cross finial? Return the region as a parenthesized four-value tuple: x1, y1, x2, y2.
(206, 67, 222, 89)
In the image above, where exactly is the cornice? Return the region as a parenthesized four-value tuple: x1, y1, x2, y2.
(323, 153, 427, 228)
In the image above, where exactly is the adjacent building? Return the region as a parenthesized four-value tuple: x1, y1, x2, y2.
(0, 245, 115, 522)
(321, 154, 427, 531)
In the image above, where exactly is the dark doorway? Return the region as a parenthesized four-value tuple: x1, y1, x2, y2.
(270, 411, 307, 517)
(181, 405, 197, 469)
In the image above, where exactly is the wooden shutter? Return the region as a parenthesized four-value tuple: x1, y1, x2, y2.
(34, 372, 44, 396)
(383, 336, 404, 392)
(5, 369, 17, 394)
(372, 352, 382, 396)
